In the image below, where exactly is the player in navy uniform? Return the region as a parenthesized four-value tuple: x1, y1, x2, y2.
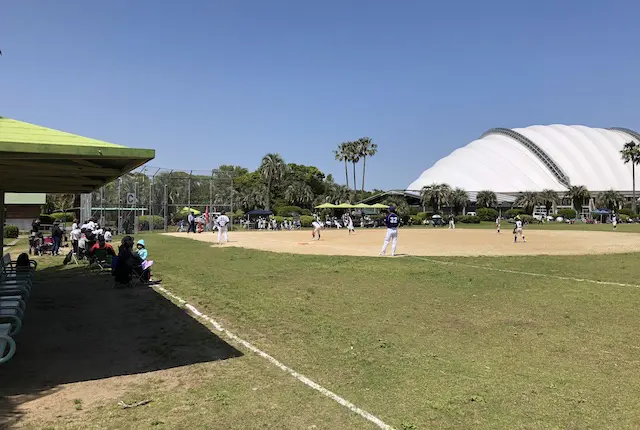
(380, 206, 399, 256)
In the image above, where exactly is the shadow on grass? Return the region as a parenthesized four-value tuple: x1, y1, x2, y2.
(0, 264, 242, 426)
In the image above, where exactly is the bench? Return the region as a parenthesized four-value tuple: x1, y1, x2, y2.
(0, 323, 16, 364)
(2, 253, 37, 270)
(0, 308, 22, 336)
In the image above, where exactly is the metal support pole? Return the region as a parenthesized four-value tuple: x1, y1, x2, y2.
(134, 181, 138, 234)
(117, 178, 122, 235)
(0, 190, 5, 251)
(187, 170, 192, 214)
(164, 184, 168, 232)
(209, 174, 213, 232)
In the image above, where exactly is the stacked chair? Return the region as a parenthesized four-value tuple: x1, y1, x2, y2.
(0, 253, 37, 364)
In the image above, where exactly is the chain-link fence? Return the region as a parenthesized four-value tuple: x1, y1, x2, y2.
(87, 167, 235, 234)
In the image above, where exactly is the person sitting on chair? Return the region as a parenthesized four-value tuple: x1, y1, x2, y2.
(136, 239, 148, 260)
(113, 236, 141, 286)
(89, 235, 116, 258)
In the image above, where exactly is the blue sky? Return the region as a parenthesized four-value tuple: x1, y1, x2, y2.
(2, 1, 639, 190)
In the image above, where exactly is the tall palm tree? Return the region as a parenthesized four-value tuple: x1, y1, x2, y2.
(420, 183, 452, 213)
(539, 189, 559, 216)
(450, 188, 469, 215)
(346, 141, 360, 199)
(620, 141, 640, 213)
(516, 191, 540, 215)
(285, 182, 314, 207)
(476, 190, 498, 208)
(597, 189, 624, 212)
(333, 142, 350, 189)
(357, 137, 378, 194)
(566, 185, 590, 217)
(259, 153, 286, 210)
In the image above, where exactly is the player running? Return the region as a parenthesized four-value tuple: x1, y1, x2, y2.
(612, 214, 618, 231)
(513, 216, 526, 243)
(380, 206, 399, 256)
(496, 216, 501, 233)
(216, 213, 230, 243)
(312, 219, 323, 240)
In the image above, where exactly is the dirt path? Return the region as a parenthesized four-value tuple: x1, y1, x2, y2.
(165, 228, 640, 257)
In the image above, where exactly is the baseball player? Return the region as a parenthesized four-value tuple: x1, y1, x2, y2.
(380, 206, 399, 256)
(513, 216, 525, 243)
(612, 214, 617, 231)
(496, 216, 501, 233)
(312, 219, 323, 240)
(216, 213, 230, 243)
(346, 214, 356, 235)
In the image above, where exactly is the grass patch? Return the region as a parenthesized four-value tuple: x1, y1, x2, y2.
(17, 233, 640, 428)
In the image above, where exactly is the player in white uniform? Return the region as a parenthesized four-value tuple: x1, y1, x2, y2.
(216, 213, 230, 243)
(346, 214, 355, 235)
(496, 216, 501, 233)
(612, 214, 617, 231)
(513, 216, 525, 243)
(312, 219, 323, 240)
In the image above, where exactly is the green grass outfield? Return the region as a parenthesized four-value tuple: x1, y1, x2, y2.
(24, 231, 640, 429)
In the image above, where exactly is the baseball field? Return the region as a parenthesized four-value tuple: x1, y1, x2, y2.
(5, 225, 640, 429)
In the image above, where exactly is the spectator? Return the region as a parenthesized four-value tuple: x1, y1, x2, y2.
(51, 220, 63, 256)
(70, 225, 81, 255)
(188, 211, 196, 233)
(136, 239, 148, 261)
(71, 218, 79, 231)
(104, 228, 113, 242)
(31, 219, 41, 234)
(89, 235, 116, 257)
(114, 236, 141, 286)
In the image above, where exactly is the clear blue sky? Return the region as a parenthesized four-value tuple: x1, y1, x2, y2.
(2, 1, 639, 190)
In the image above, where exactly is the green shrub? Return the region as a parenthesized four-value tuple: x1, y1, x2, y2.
(275, 206, 302, 216)
(51, 212, 75, 222)
(139, 215, 164, 230)
(458, 215, 481, 224)
(557, 208, 577, 219)
(504, 208, 524, 219)
(476, 207, 498, 221)
(619, 208, 635, 217)
(233, 209, 245, 218)
(300, 215, 315, 227)
(3, 225, 19, 238)
(301, 209, 311, 216)
(415, 212, 432, 223)
(619, 214, 630, 222)
(274, 216, 285, 224)
(520, 214, 534, 224)
(410, 215, 422, 225)
(39, 214, 55, 224)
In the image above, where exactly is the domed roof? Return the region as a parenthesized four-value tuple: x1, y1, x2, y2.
(407, 125, 640, 193)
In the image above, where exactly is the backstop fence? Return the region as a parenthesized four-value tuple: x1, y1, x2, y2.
(84, 167, 235, 234)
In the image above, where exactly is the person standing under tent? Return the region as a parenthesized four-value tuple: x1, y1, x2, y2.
(51, 220, 64, 256)
(217, 213, 230, 243)
(187, 211, 196, 233)
(380, 206, 399, 256)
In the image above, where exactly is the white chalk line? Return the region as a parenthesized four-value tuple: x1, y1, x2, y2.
(154, 285, 393, 430)
(411, 256, 640, 289)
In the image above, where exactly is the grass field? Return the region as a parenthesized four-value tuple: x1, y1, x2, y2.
(5, 227, 640, 429)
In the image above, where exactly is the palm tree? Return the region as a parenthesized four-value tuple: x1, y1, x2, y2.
(333, 142, 350, 189)
(285, 182, 314, 207)
(620, 141, 640, 213)
(420, 183, 452, 213)
(450, 188, 469, 215)
(516, 191, 540, 215)
(357, 137, 378, 194)
(566, 185, 590, 217)
(539, 189, 559, 216)
(259, 153, 286, 210)
(476, 190, 498, 208)
(346, 141, 360, 199)
(597, 189, 624, 212)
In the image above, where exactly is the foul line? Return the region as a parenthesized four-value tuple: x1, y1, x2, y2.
(155, 285, 394, 430)
(411, 256, 640, 289)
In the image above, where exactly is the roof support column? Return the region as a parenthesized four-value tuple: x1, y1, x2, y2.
(0, 190, 5, 251)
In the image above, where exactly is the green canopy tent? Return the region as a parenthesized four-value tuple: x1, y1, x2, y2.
(370, 203, 390, 209)
(0, 117, 155, 249)
(335, 203, 353, 209)
(178, 207, 202, 216)
(314, 203, 337, 209)
(353, 203, 371, 209)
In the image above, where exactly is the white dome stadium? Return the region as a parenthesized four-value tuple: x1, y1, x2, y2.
(408, 125, 640, 193)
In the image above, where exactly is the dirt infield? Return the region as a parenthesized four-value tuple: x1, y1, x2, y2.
(165, 228, 640, 257)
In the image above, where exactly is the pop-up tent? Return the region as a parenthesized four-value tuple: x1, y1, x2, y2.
(314, 203, 337, 209)
(0, 117, 155, 248)
(245, 209, 273, 217)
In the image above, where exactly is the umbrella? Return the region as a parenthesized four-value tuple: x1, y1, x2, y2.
(335, 203, 354, 209)
(370, 203, 390, 209)
(431, 214, 442, 219)
(315, 203, 337, 209)
(179, 207, 201, 215)
(353, 203, 371, 208)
